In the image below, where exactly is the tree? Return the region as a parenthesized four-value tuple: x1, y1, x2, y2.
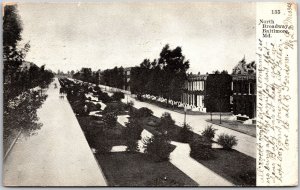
(81, 68, 92, 82)
(100, 67, 125, 89)
(129, 44, 190, 102)
(93, 70, 101, 85)
(3, 5, 23, 48)
(205, 74, 232, 113)
(70, 70, 75, 77)
(154, 45, 189, 102)
(130, 59, 153, 96)
(3, 4, 54, 101)
(3, 5, 54, 150)
(3, 5, 24, 100)
(169, 73, 185, 104)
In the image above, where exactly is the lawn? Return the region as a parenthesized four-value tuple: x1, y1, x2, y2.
(96, 152, 198, 186)
(207, 119, 256, 137)
(71, 101, 198, 186)
(192, 149, 256, 186)
(140, 116, 256, 186)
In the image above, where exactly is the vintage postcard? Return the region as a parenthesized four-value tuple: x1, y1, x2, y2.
(2, 1, 298, 187)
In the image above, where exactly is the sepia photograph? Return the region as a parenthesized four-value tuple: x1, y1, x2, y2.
(3, 1, 295, 187)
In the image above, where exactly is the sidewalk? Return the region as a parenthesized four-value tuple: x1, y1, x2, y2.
(170, 141, 233, 186)
(3, 78, 107, 186)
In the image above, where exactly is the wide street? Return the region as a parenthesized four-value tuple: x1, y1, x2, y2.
(3, 78, 107, 186)
(122, 94, 256, 158)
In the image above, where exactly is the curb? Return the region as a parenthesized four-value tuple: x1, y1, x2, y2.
(4, 130, 22, 161)
(206, 120, 256, 138)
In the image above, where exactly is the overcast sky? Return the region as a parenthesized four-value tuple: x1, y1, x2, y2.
(17, 2, 256, 74)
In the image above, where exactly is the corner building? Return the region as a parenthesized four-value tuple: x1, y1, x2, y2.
(181, 74, 232, 112)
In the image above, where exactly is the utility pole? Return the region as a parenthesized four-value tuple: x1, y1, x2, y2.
(184, 106, 187, 126)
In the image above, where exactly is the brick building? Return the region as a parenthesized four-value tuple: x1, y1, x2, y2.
(231, 58, 256, 119)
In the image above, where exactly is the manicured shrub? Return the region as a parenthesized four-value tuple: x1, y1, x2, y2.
(72, 100, 85, 115)
(130, 107, 153, 118)
(102, 112, 117, 129)
(124, 118, 143, 140)
(201, 125, 217, 141)
(126, 139, 140, 153)
(217, 133, 238, 150)
(137, 94, 143, 101)
(159, 112, 175, 131)
(88, 86, 94, 93)
(98, 92, 112, 103)
(103, 102, 126, 115)
(143, 134, 174, 162)
(189, 137, 214, 160)
(86, 102, 100, 112)
(94, 86, 101, 92)
(95, 103, 101, 110)
(112, 91, 125, 101)
(137, 107, 153, 118)
(178, 123, 193, 143)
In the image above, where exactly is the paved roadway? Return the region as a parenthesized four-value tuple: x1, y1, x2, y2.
(3, 78, 107, 186)
(122, 94, 256, 158)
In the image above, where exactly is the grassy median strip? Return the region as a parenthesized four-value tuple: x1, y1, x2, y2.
(77, 101, 256, 186)
(61, 78, 255, 186)
(139, 115, 256, 186)
(73, 106, 198, 186)
(194, 149, 256, 186)
(96, 152, 198, 186)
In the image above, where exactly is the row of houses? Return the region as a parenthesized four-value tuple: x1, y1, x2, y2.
(122, 58, 256, 120)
